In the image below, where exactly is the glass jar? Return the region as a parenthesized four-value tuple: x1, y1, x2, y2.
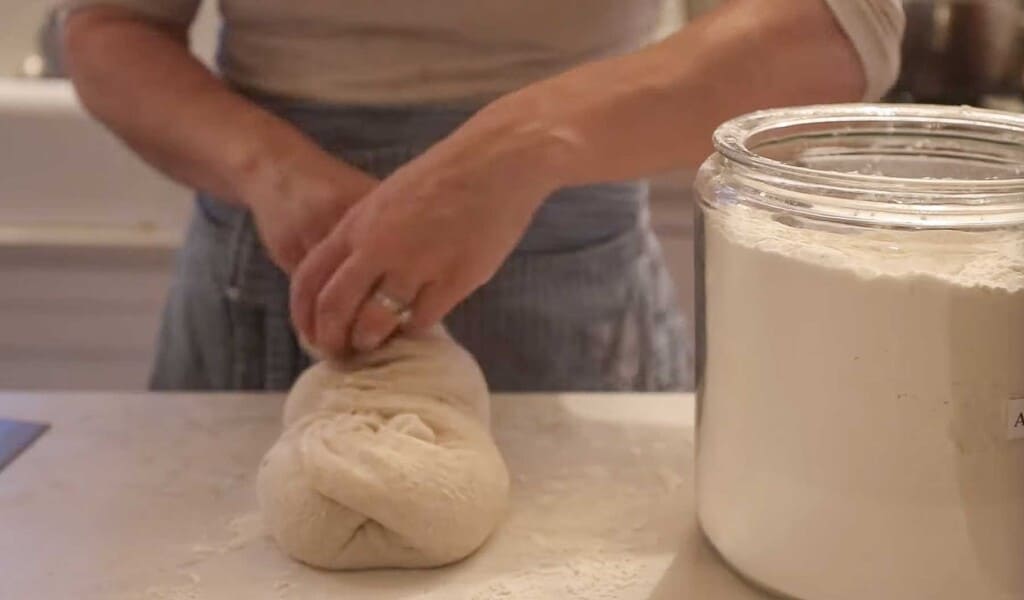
(694, 104, 1024, 600)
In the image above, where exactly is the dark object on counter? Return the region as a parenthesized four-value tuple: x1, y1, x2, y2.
(36, 8, 68, 78)
(0, 419, 50, 473)
(887, 0, 1024, 105)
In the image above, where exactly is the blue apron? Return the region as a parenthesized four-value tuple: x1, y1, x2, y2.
(150, 93, 693, 392)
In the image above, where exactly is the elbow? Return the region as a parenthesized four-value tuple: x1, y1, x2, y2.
(775, 0, 906, 103)
(817, 0, 906, 101)
(62, 8, 127, 78)
(62, 14, 108, 79)
(61, 10, 114, 110)
(61, 11, 94, 74)
(816, 26, 870, 103)
(691, 0, 902, 106)
(62, 7, 187, 78)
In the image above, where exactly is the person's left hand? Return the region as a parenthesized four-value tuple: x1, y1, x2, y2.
(289, 112, 565, 356)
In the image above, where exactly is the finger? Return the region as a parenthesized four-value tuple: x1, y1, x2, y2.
(402, 280, 464, 334)
(272, 235, 306, 274)
(314, 252, 381, 357)
(298, 218, 334, 255)
(350, 275, 422, 353)
(290, 231, 351, 343)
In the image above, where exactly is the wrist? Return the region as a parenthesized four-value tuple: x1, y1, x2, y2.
(220, 107, 324, 207)
(454, 95, 581, 197)
(227, 137, 297, 209)
(229, 138, 333, 212)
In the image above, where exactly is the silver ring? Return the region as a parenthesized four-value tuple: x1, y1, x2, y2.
(372, 289, 413, 325)
(396, 307, 413, 326)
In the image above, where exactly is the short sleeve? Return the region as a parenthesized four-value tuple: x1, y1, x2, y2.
(62, 0, 201, 27)
(822, 0, 906, 101)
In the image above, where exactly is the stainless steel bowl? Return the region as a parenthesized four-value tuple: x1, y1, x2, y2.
(890, 0, 1024, 103)
(685, 0, 1024, 104)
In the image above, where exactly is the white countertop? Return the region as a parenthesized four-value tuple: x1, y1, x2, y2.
(0, 392, 774, 600)
(0, 223, 183, 251)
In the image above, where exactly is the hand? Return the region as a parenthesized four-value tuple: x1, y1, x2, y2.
(289, 110, 566, 356)
(242, 150, 378, 273)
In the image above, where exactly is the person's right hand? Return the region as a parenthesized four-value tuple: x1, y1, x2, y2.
(241, 150, 378, 273)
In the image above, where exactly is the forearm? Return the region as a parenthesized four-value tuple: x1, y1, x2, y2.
(444, 0, 867, 192)
(63, 7, 344, 204)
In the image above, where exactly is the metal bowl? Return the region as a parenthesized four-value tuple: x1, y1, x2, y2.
(890, 0, 1024, 104)
(685, 0, 1024, 104)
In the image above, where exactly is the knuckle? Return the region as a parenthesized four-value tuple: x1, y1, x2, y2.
(314, 289, 336, 317)
(291, 265, 311, 293)
(408, 308, 437, 332)
(278, 245, 303, 271)
(315, 294, 335, 317)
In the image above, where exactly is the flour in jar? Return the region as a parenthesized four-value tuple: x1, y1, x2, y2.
(696, 205, 1024, 600)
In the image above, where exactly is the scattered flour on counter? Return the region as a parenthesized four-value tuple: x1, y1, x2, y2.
(272, 579, 295, 599)
(223, 511, 265, 551)
(698, 206, 1024, 600)
(462, 554, 641, 600)
(128, 511, 269, 600)
(405, 396, 689, 600)
(182, 510, 266, 563)
(142, 584, 199, 600)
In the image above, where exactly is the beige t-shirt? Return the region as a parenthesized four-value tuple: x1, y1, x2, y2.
(66, 1, 903, 105)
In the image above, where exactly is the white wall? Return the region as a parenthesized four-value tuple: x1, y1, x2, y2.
(0, 243, 175, 390)
(0, 0, 220, 76)
(0, 0, 57, 76)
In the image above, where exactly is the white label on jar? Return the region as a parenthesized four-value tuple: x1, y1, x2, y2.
(1009, 398, 1024, 441)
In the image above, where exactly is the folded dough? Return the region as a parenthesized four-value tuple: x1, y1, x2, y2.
(257, 327, 510, 569)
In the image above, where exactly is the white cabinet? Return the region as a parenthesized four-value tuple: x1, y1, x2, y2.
(0, 242, 176, 390)
(0, 0, 220, 77)
(0, 80, 193, 232)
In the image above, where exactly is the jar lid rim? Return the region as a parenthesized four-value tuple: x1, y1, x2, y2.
(714, 103, 1024, 195)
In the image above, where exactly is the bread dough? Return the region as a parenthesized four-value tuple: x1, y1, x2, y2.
(257, 327, 510, 570)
